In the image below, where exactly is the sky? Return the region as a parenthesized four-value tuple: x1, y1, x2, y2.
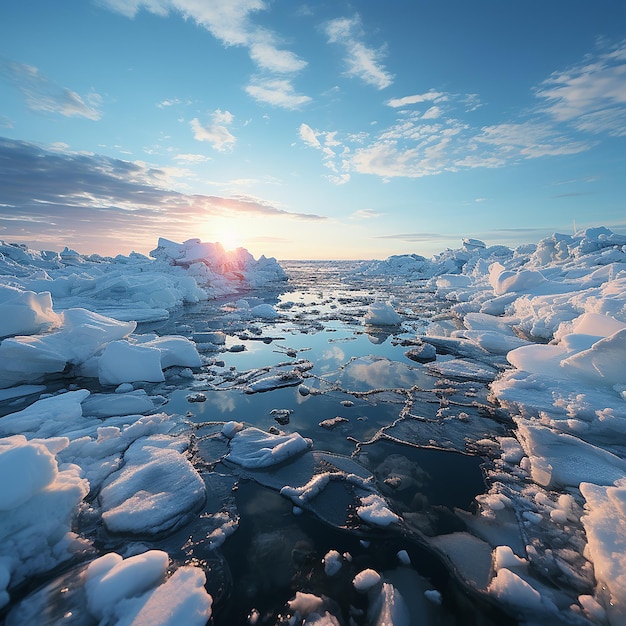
(1, 1, 626, 260)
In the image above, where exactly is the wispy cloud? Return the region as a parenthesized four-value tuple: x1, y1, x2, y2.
(0, 57, 102, 120)
(302, 41, 626, 183)
(298, 123, 350, 183)
(0, 137, 326, 252)
(249, 38, 308, 73)
(324, 15, 394, 90)
(246, 78, 311, 109)
(468, 121, 590, 159)
(351, 209, 383, 219)
(536, 39, 626, 136)
(190, 109, 236, 151)
(174, 153, 212, 163)
(157, 97, 191, 108)
(386, 91, 447, 108)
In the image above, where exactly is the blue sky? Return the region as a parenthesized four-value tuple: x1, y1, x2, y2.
(1, 1, 625, 259)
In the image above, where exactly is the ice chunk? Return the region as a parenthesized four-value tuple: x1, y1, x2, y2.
(490, 266, 546, 295)
(364, 301, 402, 326)
(250, 303, 280, 319)
(81, 390, 155, 417)
(140, 335, 202, 368)
(0, 435, 89, 596)
(0, 390, 89, 437)
(0, 435, 60, 510)
(85, 551, 169, 618)
(98, 340, 165, 385)
(225, 427, 312, 468)
(354, 569, 382, 592)
(221, 421, 244, 438)
(426, 357, 498, 382)
(357, 493, 399, 527)
(0, 286, 60, 338)
(580, 479, 626, 625)
(516, 420, 626, 489)
(104, 560, 212, 626)
(487, 568, 543, 609)
(560, 328, 626, 386)
(100, 435, 205, 535)
(323, 550, 343, 576)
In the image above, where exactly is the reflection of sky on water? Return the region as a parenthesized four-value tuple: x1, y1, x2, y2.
(333, 355, 435, 392)
(218, 322, 411, 373)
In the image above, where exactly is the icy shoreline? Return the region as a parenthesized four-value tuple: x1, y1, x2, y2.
(1, 228, 626, 625)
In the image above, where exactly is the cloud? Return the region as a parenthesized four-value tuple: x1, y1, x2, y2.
(422, 105, 443, 120)
(0, 57, 102, 120)
(299, 123, 321, 148)
(190, 109, 236, 151)
(386, 91, 447, 108)
(249, 39, 308, 73)
(246, 77, 311, 109)
(324, 15, 394, 90)
(470, 121, 590, 158)
(157, 97, 192, 108)
(351, 209, 383, 219)
(174, 153, 212, 163)
(536, 39, 626, 136)
(298, 122, 351, 183)
(0, 137, 326, 252)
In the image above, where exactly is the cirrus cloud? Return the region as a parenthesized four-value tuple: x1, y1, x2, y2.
(324, 15, 394, 90)
(0, 57, 102, 120)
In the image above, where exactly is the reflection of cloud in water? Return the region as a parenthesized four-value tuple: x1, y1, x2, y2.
(340, 356, 423, 391)
(322, 345, 345, 364)
(212, 393, 237, 414)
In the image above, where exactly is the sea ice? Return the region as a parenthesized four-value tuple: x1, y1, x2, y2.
(364, 301, 402, 326)
(99, 435, 206, 535)
(85, 551, 213, 626)
(225, 427, 312, 468)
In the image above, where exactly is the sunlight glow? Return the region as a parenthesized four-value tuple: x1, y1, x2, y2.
(216, 230, 243, 251)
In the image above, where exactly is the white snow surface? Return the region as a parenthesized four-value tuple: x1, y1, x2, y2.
(225, 427, 312, 468)
(85, 551, 212, 625)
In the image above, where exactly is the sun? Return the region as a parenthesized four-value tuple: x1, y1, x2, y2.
(216, 230, 243, 251)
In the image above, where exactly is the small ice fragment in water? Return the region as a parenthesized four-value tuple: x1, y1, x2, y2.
(424, 589, 442, 605)
(364, 301, 402, 326)
(405, 343, 437, 363)
(357, 494, 400, 527)
(353, 569, 381, 592)
(319, 416, 348, 429)
(222, 421, 244, 439)
(397, 550, 411, 565)
(186, 392, 206, 403)
(323, 550, 343, 576)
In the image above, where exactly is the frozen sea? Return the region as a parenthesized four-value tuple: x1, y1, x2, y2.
(2, 231, 626, 625)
